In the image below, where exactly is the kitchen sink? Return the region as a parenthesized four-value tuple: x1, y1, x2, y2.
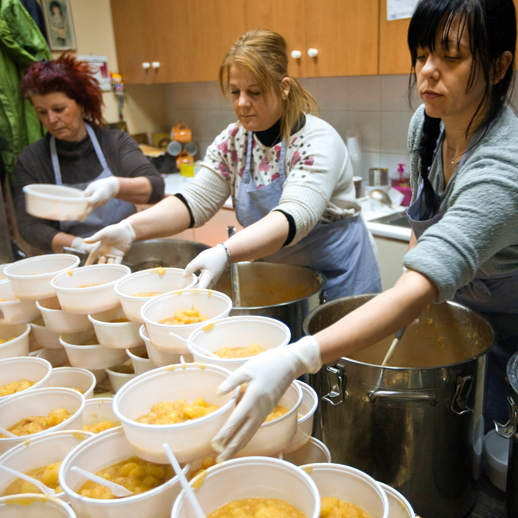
(369, 211, 411, 228)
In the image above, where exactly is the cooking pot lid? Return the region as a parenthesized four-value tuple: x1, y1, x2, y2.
(508, 351, 518, 396)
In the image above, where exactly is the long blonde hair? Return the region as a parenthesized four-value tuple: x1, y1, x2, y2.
(219, 29, 319, 143)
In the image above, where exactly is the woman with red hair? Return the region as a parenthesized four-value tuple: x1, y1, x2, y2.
(14, 53, 164, 254)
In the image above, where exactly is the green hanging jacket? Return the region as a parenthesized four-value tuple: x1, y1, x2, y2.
(0, 0, 51, 184)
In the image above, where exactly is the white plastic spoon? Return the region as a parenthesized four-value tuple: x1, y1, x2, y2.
(71, 466, 134, 497)
(163, 443, 206, 518)
(0, 426, 17, 438)
(0, 464, 55, 495)
(169, 331, 219, 359)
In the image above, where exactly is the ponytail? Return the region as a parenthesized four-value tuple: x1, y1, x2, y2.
(418, 113, 441, 220)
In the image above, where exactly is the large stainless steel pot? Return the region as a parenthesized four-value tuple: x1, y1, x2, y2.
(214, 261, 326, 341)
(304, 294, 495, 518)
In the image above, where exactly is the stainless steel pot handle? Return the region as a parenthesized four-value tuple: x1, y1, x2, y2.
(367, 390, 437, 406)
(451, 375, 473, 415)
(322, 364, 347, 406)
(495, 396, 517, 438)
(319, 291, 328, 305)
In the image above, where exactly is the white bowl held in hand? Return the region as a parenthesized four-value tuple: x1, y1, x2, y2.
(47, 367, 96, 399)
(0, 281, 40, 325)
(36, 297, 92, 334)
(0, 357, 52, 401)
(23, 183, 90, 221)
(115, 268, 197, 324)
(4, 255, 80, 301)
(0, 494, 77, 517)
(51, 264, 131, 315)
(0, 324, 30, 360)
(88, 306, 142, 349)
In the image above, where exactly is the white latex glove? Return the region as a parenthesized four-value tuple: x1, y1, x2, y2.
(211, 335, 322, 462)
(84, 219, 136, 265)
(183, 244, 228, 289)
(70, 236, 96, 254)
(82, 177, 120, 217)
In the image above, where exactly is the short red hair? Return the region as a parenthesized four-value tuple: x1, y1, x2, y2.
(20, 52, 106, 128)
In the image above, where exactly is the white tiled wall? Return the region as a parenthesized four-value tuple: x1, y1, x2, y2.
(164, 74, 419, 182)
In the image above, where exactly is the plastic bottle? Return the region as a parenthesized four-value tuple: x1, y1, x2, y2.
(397, 163, 409, 187)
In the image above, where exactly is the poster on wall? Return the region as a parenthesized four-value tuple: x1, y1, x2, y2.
(387, 0, 420, 20)
(41, 0, 77, 51)
(77, 56, 112, 91)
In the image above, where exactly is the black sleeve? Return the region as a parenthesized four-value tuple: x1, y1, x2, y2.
(274, 209, 296, 247)
(174, 193, 195, 229)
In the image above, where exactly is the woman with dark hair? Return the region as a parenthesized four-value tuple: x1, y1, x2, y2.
(206, 0, 518, 462)
(14, 53, 164, 254)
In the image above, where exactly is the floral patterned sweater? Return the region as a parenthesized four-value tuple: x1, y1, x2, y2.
(179, 114, 359, 245)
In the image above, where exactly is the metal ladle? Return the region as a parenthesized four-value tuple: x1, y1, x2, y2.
(227, 226, 241, 307)
(367, 189, 392, 207)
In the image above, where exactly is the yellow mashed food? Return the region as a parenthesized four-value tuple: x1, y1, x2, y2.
(189, 456, 216, 480)
(110, 317, 131, 323)
(110, 362, 134, 374)
(135, 398, 219, 425)
(78, 455, 174, 499)
(0, 380, 35, 398)
(208, 498, 307, 518)
(78, 283, 102, 288)
(320, 497, 372, 518)
(1, 462, 62, 496)
(159, 308, 207, 326)
(215, 343, 264, 359)
(0, 337, 17, 344)
(83, 338, 100, 346)
(82, 420, 120, 434)
(132, 292, 163, 297)
(0, 408, 70, 438)
(264, 405, 289, 423)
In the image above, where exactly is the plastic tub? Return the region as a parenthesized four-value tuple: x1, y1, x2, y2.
(4, 255, 80, 301)
(115, 268, 197, 324)
(0, 282, 40, 324)
(0, 263, 11, 281)
(47, 367, 96, 399)
(36, 297, 92, 334)
(59, 426, 190, 518)
(82, 397, 120, 434)
(282, 380, 318, 453)
(300, 463, 389, 518)
(139, 325, 186, 367)
(88, 306, 143, 349)
(283, 437, 332, 466)
(172, 457, 320, 518)
(0, 494, 77, 517)
(60, 330, 129, 370)
(51, 264, 131, 315)
(188, 315, 291, 371)
(140, 289, 232, 354)
(236, 381, 303, 457)
(113, 363, 239, 463)
(23, 183, 91, 221)
(126, 345, 155, 375)
(0, 357, 52, 401)
(105, 361, 137, 393)
(484, 429, 509, 491)
(0, 429, 93, 500)
(30, 318, 62, 349)
(0, 323, 30, 360)
(379, 483, 415, 518)
(0, 387, 85, 455)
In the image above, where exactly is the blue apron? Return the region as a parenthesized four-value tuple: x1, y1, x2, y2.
(234, 131, 381, 301)
(51, 122, 136, 238)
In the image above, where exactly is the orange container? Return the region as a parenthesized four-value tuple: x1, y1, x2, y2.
(172, 123, 192, 144)
(176, 150, 194, 169)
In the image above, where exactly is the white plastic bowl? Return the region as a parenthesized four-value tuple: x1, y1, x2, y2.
(172, 457, 320, 518)
(0, 494, 77, 517)
(36, 297, 92, 334)
(0, 387, 85, 455)
(0, 357, 52, 401)
(301, 463, 389, 518)
(4, 255, 80, 301)
(0, 263, 11, 281)
(30, 318, 62, 349)
(0, 429, 93, 500)
(140, 289, 232, 354)
(115, 268, 197, 324)
(283, 438, 332, 466)
(105, 361, 137, 393)
(139, 325, 186, 367)
(188, 315, 291, 371)
(82, 397, 120, 433)
(88, 306, 143, 349)
(483, 429, 509, 491)
(47, 367, 96, 399)
(237, 381, 303, 457)
(60, 330, 129, 370)
(282, 380, 318, 453)
(126, 345, 155, 375)
(0, 281, 40, 324)
(23, 183, 90, 221)
(60, 426, 190, 518)
(0, 324, 30, 359)
(113, 363, 239, 463)
(51, 264, 131, 315)
(379, 483, 415, 518)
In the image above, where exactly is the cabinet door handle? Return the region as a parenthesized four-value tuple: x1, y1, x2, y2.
(291, 50, 302, 59)
(307, 48, 318, 58)
(142, 62, 151, 69)
(151, 61, 160, 69)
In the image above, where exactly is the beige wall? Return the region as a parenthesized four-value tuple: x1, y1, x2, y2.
(51, 0, 168, 140)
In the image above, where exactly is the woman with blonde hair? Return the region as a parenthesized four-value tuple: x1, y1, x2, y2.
(86, 29, 380, 300)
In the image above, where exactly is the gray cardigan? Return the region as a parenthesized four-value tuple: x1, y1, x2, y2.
(404, 104, 518, 302)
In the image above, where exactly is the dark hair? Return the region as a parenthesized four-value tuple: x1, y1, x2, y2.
(408, 0, 516, 219)
(50, 1, 63, 15)
(20, 52, 106, 128)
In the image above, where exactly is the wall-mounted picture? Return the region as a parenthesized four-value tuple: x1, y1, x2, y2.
(42, 0, 77, 51)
